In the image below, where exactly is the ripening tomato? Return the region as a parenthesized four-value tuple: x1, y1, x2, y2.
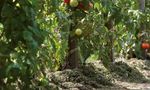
(64, 0, 70, 4)
(77, 2, 93, 11)
(141, 43, 150, 49)
(77, 2, 84, 9)
(75, 29, 82, 36)
(70, 0, 79, 7)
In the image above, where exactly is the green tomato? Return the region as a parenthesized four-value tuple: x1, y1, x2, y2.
(70, 0, 79, 7)
(75, 29, 82, 36)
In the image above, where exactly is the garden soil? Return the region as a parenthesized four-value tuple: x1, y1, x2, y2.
(45, 58, 150, 90)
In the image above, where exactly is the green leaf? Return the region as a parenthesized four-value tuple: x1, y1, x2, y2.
(23, 30, 34, 42)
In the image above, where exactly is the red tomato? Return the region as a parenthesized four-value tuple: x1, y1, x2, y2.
(141, 43, 150, 49)
(64, 0, 70, 4)
(77, 2, 84, 9)
(77, 2, 93, 11)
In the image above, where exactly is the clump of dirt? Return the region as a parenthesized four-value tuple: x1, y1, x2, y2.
(109, 61, 148, 83)
(43, 58, 150, 90)
(126, 58, 150, 80)
(46, 63, 114, 90)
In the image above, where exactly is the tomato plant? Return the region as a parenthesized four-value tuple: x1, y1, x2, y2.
(0, 0, 149, 89)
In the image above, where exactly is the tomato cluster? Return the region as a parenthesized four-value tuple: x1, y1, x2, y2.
(141, 43, 150, 49)
(64, 0, 93, 11)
